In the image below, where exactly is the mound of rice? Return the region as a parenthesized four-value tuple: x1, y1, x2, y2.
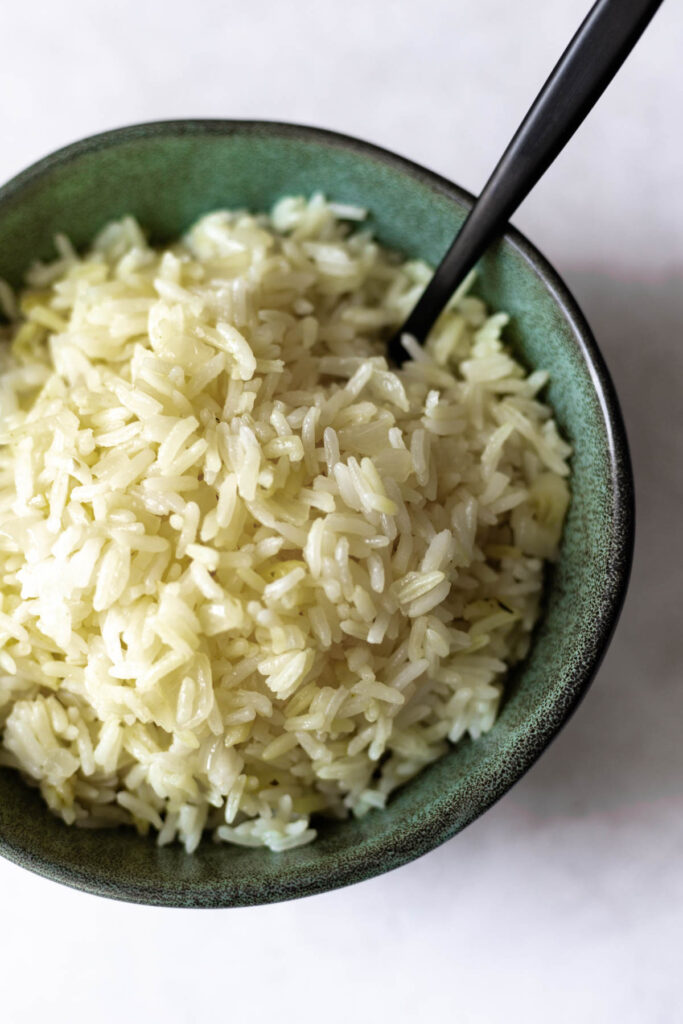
(0, 196, 570, 852)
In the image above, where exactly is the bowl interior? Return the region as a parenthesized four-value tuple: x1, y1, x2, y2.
(0, 122, 632, 907)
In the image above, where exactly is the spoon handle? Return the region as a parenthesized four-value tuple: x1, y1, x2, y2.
(392, 0, 664, 357)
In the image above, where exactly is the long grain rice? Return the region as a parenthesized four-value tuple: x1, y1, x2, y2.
(0, 197, 571, 851)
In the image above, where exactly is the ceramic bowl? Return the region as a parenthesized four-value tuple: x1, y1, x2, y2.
(0, 121, 634, 907)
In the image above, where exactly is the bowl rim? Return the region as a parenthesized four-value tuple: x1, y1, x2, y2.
(0, 119, 635, 907)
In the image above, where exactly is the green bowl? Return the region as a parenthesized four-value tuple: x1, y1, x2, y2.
(0, 121, 634, 907)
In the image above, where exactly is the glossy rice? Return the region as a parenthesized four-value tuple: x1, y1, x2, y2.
(0, 197, 570, 851)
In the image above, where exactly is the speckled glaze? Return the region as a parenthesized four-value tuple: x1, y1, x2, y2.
(0, 121, 634, 907)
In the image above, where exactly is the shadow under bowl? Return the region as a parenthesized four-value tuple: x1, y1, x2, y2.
(0, 120, 634, 907)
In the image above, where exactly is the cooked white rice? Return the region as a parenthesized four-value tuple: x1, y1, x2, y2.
(0, 195, 571, 852)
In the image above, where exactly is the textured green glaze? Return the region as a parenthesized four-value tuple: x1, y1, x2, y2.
(0, 122, 634, 907)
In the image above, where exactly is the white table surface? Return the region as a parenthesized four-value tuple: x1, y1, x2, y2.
(1, 2, 682, 1021)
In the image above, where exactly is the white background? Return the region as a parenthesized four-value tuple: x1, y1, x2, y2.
(1, 1, 682, 1021)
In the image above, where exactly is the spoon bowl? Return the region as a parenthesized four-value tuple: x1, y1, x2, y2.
(0, 121, 633, 906)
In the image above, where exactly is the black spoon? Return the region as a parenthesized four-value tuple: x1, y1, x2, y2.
(389, 0, 664, 364)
